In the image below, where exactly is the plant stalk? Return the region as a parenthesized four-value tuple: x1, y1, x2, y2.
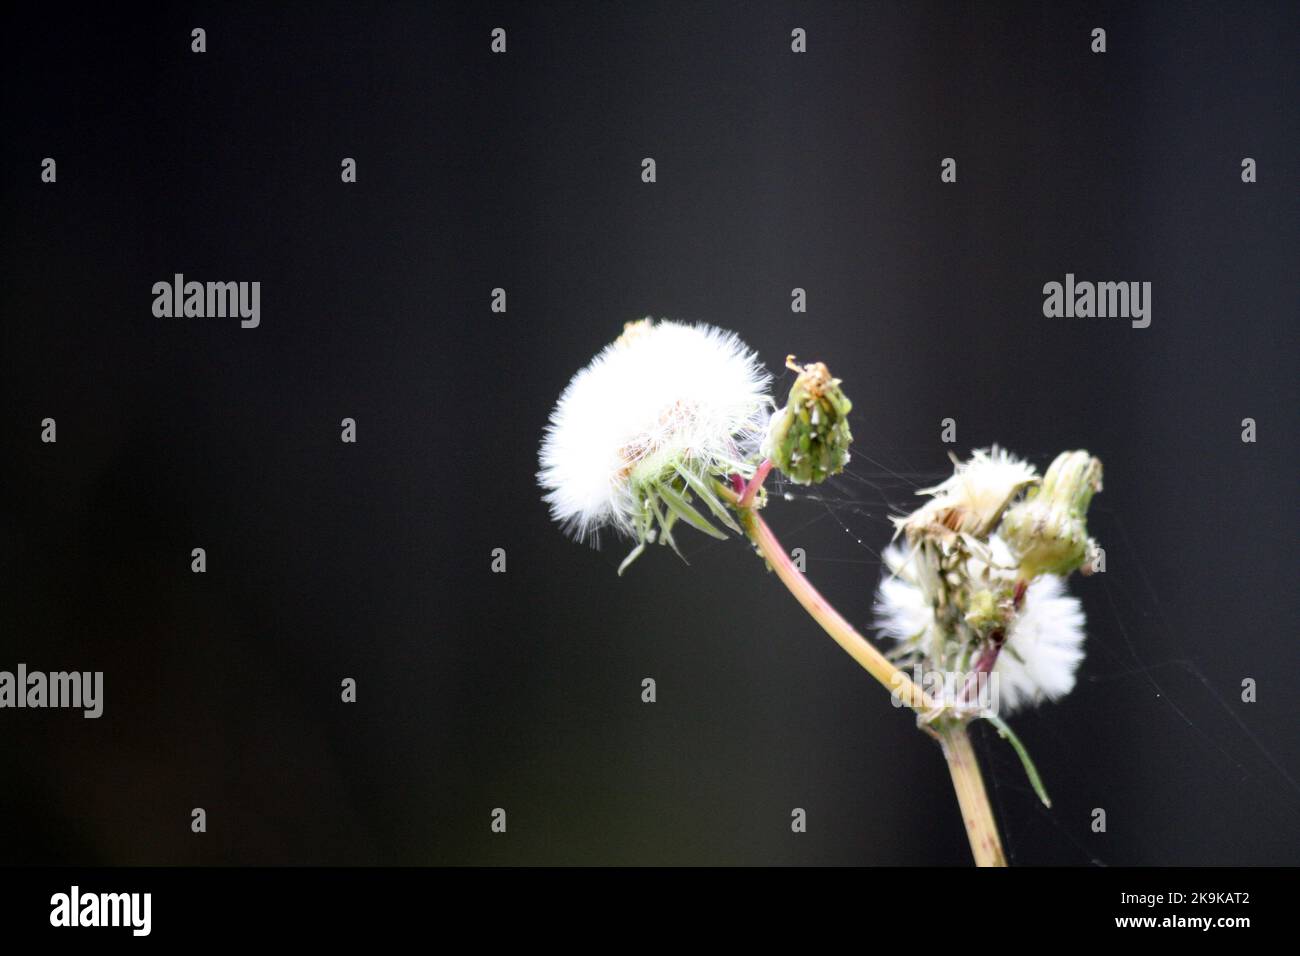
(936, 721, 1007, 866)
(730, 463, 1007, 866)
(737, 505, 934, 712)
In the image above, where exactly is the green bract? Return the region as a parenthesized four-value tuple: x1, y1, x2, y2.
(618, 464, 742, 575)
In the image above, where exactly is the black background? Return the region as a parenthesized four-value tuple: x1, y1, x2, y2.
(1, 1, 1297, 866)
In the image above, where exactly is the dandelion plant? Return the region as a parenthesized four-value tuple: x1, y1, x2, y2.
(538, 318, 1102, 866)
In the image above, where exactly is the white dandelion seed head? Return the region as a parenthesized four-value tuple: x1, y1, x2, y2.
(874, 538, 1086, 715)
(993, 574, 1086, 713)
(538, 319, 772, 542)
(894, 446, 1039, 542)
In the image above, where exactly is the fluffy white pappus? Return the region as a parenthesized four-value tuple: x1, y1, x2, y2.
(538, 319, 772, 542)
(874, 542, 1086, 714)
(993, 574, 1086, 713)
(873, 543, 941, 647)
(896, 447, 1039, 540)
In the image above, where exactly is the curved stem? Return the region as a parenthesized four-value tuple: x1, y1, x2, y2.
(936, 721, 1007, 866)
(728, 464, 1006, 866)
(736, 505, 935, 713)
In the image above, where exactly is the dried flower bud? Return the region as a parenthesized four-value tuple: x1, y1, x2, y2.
(999, 451, 1103, 578)
(765, 357, 853, 485)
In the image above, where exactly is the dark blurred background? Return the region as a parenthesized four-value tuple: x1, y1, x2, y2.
(1, 1, 1296, 865)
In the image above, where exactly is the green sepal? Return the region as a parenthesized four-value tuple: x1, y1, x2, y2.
(656, 482, 729, 540)
(617, 541, 646, 576)
(674, 465, 742, 533)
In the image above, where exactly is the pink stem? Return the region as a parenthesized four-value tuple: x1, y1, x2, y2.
(738, 458, 774, 509)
